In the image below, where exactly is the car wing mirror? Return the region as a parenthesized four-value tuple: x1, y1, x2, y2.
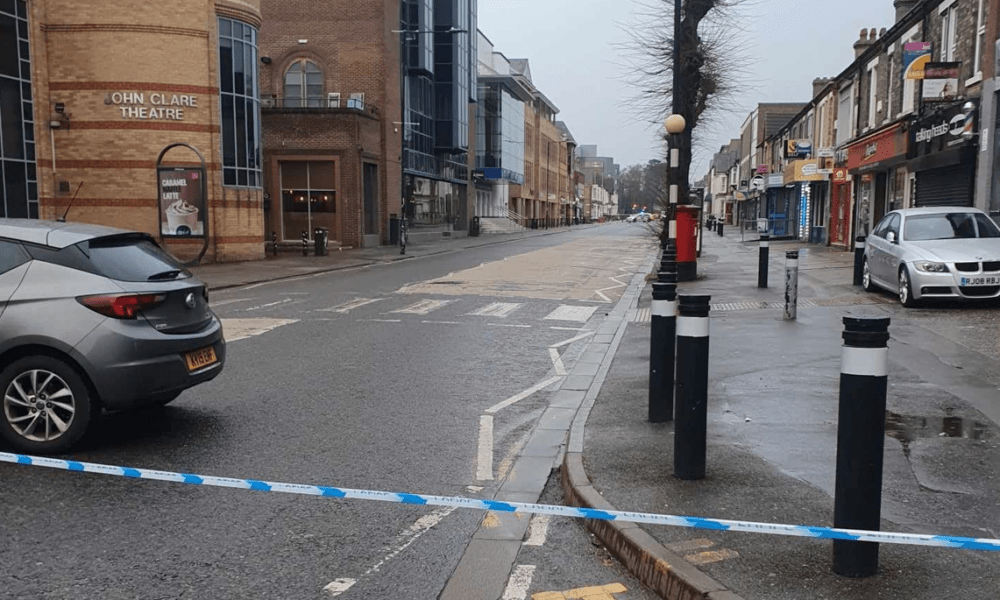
(886, 231, 897, 244)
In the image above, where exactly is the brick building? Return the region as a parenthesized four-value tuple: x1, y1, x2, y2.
(7, 0, 266, 263)
(258, 0, 399, 249)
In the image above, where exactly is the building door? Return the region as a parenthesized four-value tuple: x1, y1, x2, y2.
(280, 160, 338, 242)
(915, 163, 975, 207)
(873, 172, 888, 225)
(830, 182, 851, 247)
(363, 163, 379, 237)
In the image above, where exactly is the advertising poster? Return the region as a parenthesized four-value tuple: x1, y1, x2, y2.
(922, 62, 961, 101)
(903, 42, 932, 80)
(158, 167, 206, 237)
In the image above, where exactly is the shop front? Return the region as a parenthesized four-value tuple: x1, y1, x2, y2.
(829, 167, 852, 248)
(783, 159, 827, 241)
(845, 123, 908, 238)
(908, 100, 978, 207)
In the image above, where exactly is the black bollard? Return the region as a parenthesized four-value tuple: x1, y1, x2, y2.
(718, 220, 724, 237)
(758, 233, 770, 288)
(674, 294, 711, 480)
(853, 236, 867, 286)
(784, 250, 799, 320)
(649, 255, 678, 423)
(271, 231, 278, 257)
(833, 316, 891, 578)
(301, 230, 308, 256)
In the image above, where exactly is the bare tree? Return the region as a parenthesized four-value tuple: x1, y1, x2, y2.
(619, 0, 749, 241)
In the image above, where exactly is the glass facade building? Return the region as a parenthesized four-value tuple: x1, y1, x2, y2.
(476, 82, 524, 184)
(218, 17, 262, 188)
(0, 0, 37, 219)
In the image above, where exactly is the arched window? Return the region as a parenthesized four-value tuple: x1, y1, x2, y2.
(284, 59, 322, 107)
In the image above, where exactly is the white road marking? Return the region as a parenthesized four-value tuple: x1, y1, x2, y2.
(549, 326, 593, 332)
(477, 415, 494, 481)
(221, 318, 299, 342)
(524, 515, 551, 546)
(466, 485, 483, 493)
(422, 320, 462, 325)
(489, 323, 532, 329)
(501, 565, 536, 600)
(323, 579, 356, 596)
(324, 507, 456, 596)
(359, 319, 402, 323)
(549, 348, 567, 375)
(210, 298, 254, 307)
(243, 298, 298, 312)
(485, 376, 564, 414)
(549, 331, 596, 348)
(544, 305, 598, 322)
(468, 302, 522, 318)
(320, 298, 382, 313)
(391, 299, 452, 315)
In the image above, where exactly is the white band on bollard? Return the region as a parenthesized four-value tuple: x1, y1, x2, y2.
(676, 316, 709, 338)
(841, 347, 888, 377)
(670, 185, 678, 204)
(669, 220, 677, 239)
(856, 241, 866, 249)
(760, 241, 769, 248)
(652, 300, 677, 317)
(786, 259, 799, 267)
(671, 148, 679, 168)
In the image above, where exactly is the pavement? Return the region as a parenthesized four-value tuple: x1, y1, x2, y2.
(189, 223, 603, 291)
(562, 229, 1000, 599)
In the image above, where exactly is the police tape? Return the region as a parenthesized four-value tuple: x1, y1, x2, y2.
(3, 451, 998, 552)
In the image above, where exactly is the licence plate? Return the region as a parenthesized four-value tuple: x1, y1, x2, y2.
(184, 346, 218, 371)
(960, 276, 1000, 286)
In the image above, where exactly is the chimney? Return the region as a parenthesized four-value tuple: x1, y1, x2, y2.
(812, 77, 832, 98)
(894, 0, 918, 22)
(854, 28, 875, 59)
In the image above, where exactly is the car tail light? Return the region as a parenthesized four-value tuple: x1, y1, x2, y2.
(77, 294, 166, 319)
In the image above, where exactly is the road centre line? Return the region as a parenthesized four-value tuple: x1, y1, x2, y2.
(324, 506, 456, 597)
(476, 416, 494, 481)
(489, 323, 532, 328)
(359, 319, 402, 323)
(501, 565, 536, 600)
(550, 327, 593, 332)
(485, 376, 564, 414)
(422, 320, 463, 325)
(243, 298, 296, 311)
(210, 298, 254, 307)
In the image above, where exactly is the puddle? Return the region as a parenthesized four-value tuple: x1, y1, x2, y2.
(885, 411, 992, 457)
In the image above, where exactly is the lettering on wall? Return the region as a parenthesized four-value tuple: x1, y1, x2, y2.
(104, 92, 199, 121)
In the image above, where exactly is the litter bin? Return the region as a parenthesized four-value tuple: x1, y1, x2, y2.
(531, 218, 538, 230)
(389, 216, 400, 245)
(314, 227, 329, 256)
(471, 216, 481, 237)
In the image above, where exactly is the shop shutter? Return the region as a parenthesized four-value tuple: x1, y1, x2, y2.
(914, 164, 974, 207)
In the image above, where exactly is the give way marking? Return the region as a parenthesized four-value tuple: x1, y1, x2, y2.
(220, 318, 298, 342)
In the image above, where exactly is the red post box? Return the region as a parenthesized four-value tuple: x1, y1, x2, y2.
(676, 205, 701, 282)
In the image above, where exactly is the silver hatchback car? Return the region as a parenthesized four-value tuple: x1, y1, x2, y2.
(0, 219, 226, 453)
(862, 207, 1000, 306)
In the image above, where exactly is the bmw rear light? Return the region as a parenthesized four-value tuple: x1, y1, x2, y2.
(77, 294, 166, 319)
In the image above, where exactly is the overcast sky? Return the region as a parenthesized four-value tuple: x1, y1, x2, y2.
(478, 0, 897, 176)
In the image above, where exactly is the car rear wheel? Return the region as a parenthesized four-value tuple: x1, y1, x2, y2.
(862, 258, 874, 292)
(899, 266, 918, 308)
(0, 356, 94, 454)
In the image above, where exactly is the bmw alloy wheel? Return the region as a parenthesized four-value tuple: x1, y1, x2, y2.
(3, 369, 76, 443)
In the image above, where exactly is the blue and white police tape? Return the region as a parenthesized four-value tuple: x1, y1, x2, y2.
(3, 451, 998, 552)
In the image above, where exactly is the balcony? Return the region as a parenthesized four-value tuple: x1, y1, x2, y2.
(261, 95, 378, 117)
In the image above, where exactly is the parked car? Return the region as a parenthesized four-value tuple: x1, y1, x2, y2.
(0, 220, 226, 453)
(862, 207, 1000, 307)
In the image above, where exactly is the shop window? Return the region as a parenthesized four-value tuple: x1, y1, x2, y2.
(281, 161, 336, 213)
(284, 59, 323, 108)
(218, 17, 261, 188)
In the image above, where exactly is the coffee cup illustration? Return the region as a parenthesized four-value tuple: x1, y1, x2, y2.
(166, 200, 200, 235)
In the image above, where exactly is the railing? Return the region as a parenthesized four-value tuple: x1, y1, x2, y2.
(261, 96, 375, 115)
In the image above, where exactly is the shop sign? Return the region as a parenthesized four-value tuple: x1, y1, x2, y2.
(783, 159, 826, 184)
(846, 125, 907, 171)
(922, 62, 961, 102)
(903, 42, 932, 80)
(785, 139, 812, 158)
(816, 148, 835, 158)
(910, 100, 977, 156)
(106, 91, 199, 121)
(832, 168, 850, 184)
(767, 174, 784, 188)
(755, 164, 769, 174)
(158, 167, 206, 237)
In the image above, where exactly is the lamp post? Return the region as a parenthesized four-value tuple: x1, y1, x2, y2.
(392, 26, 468, 254)
(665, 113, 686, 247)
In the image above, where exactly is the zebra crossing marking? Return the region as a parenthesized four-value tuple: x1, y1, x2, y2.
(320, 298, 382, 313)
(391, 299, 453, 315)
(544, 305, 598, 323)
(468, 302, 522, 318)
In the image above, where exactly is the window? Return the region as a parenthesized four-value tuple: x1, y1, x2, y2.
(84, 235, 188, 282)
(975, 213, 1000, 238)
(0, 0, 37, 219)
(284, 60, 322, 108)
(905, 213, 981, 240)
(866, 61, 878, 129)
(281, 161, 336, 214)
(900, 25, 921, 115)
(885, 52, 894, 120)
(940, 4, 958, 62)
(972, 0, 986, 77)
(218, 17, 261, 188)
(0, 239, 28, 274)
(837, 84, 853, 145)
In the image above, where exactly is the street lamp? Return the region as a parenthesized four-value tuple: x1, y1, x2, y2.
(392, 26, 468, 254)
(664, 114, 686, 245)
